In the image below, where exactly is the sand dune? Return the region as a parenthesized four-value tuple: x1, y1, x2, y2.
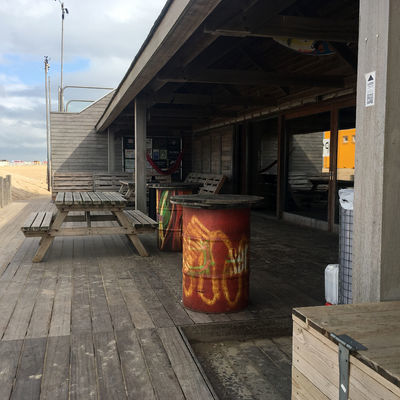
(0, 165, 50, 200)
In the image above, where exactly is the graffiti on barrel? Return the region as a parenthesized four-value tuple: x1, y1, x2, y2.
(182, 208, 250, 313)
(156, 188, 192, 251)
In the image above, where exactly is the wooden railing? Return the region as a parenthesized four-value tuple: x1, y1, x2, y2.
(0, 175, 12, 208)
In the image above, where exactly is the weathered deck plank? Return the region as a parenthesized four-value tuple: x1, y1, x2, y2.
(93, 331, 127, 400)
(137, 328, 185, 400)
(70, 333, 97, 400)
(0, 339, 24, 399)
(115, 329, 156, 400)
(10, 337, 47, 400)
(40, 335, 70, 400)
(0, 199, 339, 399)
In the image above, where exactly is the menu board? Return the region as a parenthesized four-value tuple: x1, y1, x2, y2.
(123, 136, 181, 179)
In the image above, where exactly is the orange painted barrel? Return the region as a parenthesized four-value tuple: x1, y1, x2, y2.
(182, 207, 250, 313)
(156, 187, 195, 251)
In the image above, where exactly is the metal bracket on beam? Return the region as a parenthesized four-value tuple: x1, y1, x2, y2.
(330, 333, 367, 400)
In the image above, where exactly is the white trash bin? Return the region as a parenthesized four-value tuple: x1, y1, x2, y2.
(325, 264, 339, 305)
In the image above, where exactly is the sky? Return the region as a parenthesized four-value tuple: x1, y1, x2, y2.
(0, 0, 166, 161)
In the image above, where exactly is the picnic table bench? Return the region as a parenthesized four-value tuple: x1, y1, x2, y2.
(22, 191, 157, 262)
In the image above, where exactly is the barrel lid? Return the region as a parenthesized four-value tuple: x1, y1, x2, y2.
(147, 182, 200, 189)
(170, 194, 263, 209)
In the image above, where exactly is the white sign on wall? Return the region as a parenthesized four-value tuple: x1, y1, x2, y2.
(365, 71, 376, 107)
(323, 138, 330, 157)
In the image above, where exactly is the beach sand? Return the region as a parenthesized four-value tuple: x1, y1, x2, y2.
(0, 165, 51, 200)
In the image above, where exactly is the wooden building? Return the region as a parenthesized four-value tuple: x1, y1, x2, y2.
(50, 0, 400, 304)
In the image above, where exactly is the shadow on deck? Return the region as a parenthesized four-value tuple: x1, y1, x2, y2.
(0, 202, 338, 399)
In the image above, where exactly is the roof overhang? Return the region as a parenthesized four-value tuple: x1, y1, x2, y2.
(96, 0, 222, 132)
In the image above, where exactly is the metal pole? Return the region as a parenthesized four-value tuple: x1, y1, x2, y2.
(48, 75, 52, 191)
(60, 3, 64, 111)
(44, 57, 51, 191)
(56, 1, 68, 111)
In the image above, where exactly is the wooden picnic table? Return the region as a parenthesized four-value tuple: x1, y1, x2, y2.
(22, 191, 157, 262)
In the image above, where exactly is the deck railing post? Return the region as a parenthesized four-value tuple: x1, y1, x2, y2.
(0, 177, 4, 208)
(6, 175, 11, 206)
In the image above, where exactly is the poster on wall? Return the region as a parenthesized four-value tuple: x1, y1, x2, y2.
(159, 149, 168, 160)
(124, 137, 134, 149)
(125, 149, 135, 159)
(146, 138, 152, 154)
(125, 158, 135, 169)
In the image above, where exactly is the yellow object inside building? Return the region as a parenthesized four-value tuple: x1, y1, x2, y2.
(323, 128, 355, 181)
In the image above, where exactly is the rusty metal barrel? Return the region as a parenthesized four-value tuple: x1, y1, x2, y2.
(170, 194, 262, 313)
(150, 183, 199, 252)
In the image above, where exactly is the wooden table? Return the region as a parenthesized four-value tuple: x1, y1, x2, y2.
(22, 191, 156, 262)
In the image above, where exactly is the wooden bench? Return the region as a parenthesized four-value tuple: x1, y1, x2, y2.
(22, 212, 54, 235)
(184, 172, 226, 194)
(123, 210, 158, 232)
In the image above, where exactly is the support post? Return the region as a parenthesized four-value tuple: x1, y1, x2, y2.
(107, 127, 116, 172)
(134, 96, 147, 212)
(353, 0, 400, 302)
(0, 177, 3, 208)
(6, 175, 11, 206)
(276, 115, 286, 219)
(328, 108, 338, 232)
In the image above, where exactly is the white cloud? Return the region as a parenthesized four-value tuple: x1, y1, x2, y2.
(0, 96, 44, 110)
(0, 0, 167, 160)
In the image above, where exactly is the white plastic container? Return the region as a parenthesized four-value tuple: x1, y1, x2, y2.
(325, 264, 339, 304)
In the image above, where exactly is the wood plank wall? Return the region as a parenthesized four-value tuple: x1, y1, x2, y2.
(114, 135, 123, 172)
(289, 132, 324, 178)
(191, 126, 234, 191)
(260, 130, 278, 174)
(50, 93, 113, 172)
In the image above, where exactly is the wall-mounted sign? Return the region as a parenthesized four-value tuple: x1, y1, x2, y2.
(125, 149, 134, 159)
(365, 71, 376, 107)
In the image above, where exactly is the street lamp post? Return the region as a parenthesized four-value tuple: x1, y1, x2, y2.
(44, 57, 51, 191)
(55, 0, 68, 112)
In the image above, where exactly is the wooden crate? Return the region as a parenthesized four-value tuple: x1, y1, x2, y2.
(292, 301, 400, 400)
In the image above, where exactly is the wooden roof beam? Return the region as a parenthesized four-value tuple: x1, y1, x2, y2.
(150, 92, 277, 107)
(149, 0, 261, 93)
(95, 0, 223, 132)
(329, 42, 358, 72)
(205, 0, 297, 32)
(148, 107, 236, 119)
(159, 69, 345, 88)
(205, 15, 358, 43)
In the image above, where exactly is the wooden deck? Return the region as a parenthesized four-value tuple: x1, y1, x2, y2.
(0, 200, 338, 399)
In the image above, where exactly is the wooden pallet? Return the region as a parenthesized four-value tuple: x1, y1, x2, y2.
(184, 172, 226, 194)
